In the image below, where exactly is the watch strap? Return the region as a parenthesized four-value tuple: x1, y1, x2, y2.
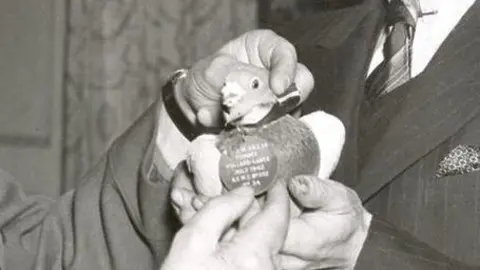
(162, 69, 221, 141)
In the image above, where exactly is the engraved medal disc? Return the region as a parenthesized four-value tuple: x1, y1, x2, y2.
(219, 136, 278, 196)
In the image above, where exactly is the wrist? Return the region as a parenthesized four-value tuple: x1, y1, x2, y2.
(162, 69, 200, 141)
(162, 69, 222, 141)
(173, 71, 197, 125)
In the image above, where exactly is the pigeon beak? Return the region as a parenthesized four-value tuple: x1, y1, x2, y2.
(221, 82, 246, 120)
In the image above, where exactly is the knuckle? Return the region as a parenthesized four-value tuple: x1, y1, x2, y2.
(178, 223, 199, 238)
(201, 197, 233, 219)
(208, 54, 233, 70)
(179, 224, 209, 248)
(202, 197, 217, 209)
(297, 63, 314, 86)
(254, 29, 277, 39)
(342, 205, 370, 237)
(171, 161, 188, 181)
(179, 210, 194, 224)
(218, 244, 270, 270)
(342, 185, 362, 208)
(277, 38, 296, 55)
(356, 207, 372, 231)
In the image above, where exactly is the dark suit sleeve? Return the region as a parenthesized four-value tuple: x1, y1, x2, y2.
(0, 101, 176, 269)
(356, 218, 479, 270)
(0, 169, 54, 269)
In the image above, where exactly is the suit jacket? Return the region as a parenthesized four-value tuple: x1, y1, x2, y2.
(276, 0, 480, 268)
(0, 102, 179, 269)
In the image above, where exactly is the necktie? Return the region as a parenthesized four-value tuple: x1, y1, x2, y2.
(365, 0, 420, 100)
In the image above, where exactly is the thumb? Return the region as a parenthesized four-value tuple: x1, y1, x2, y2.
(183, 186, 255, 251)
(287, 175, 361, 212)
(256, 31, 297, 95)
(196, 106, 222, 128)
(237, 182, 290, 252)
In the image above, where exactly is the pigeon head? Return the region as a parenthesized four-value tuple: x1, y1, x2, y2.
(221, 64, 277, 125)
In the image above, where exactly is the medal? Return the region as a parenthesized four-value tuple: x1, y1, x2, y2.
(218, 135, 278, 196)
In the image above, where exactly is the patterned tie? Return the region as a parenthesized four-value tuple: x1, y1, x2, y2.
(365, 0, 420, 100)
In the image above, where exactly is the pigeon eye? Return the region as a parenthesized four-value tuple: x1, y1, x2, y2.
(251, 78, 260, 89)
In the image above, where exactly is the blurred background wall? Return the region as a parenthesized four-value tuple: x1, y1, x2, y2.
(0, 0, 318, 197)
(63, 0, 259, 191)
(0, 0, 65, 197)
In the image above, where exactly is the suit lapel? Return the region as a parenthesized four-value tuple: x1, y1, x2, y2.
(357, 1, 480, 202)
(276, 0, 386, 188)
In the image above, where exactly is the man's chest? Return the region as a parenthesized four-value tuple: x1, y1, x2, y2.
(368, 0, 476, 77)
(366, 115, 480, 266)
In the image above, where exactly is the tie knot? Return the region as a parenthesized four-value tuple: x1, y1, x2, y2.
(387, 0, 420, 28)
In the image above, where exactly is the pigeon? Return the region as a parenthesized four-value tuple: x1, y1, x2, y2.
(186, 63, 345, 217)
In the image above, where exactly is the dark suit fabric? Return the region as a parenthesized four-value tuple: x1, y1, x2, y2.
(362, 4, 480, 264)
(0, 102, 178, 269)
(279, 0, 480, 268)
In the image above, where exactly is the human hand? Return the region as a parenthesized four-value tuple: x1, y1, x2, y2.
(171, 171, 371, 270)
(163, 166, 290, 270)
(178, 29, 314, 127)
(277, 175, 372, 270)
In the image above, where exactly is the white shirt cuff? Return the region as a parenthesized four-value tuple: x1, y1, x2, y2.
(156, 102, 190, 171)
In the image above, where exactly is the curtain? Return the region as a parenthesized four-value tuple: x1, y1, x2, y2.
(63, 0, 258, 191)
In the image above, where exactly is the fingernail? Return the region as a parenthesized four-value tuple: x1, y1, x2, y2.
(283, 76, 291, 90)
(272, 76, 290, 95)
(192, 196, 205, 210)
(197, 106, 221, 128)
(170, 188, 184, 206)
(290, 176, 310, 195)
(171, 202, 180, 215)
(232, 186, 254, 196)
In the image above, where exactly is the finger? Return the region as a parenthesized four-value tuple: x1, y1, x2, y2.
(218, 30, 298, 95)
(252, 30, 297, 95)
(275, 254, 309, 270)
(281, 217, 320, 258)
(192, 194, 238, 242)
(170, 188, 183, 214)
(192, 194, 210, 211)
(221, 199, 261, 242)
(171, 161, 195, 192)
(203, 54, 239, 92)
(288, 175, 361, 212)
(284, 177, 368, 266)
(170, 162, 198, 223)
(226, 30, 298, 95)
(238, 199, 261, 228)
(293, 63, 314, 104)
(197, 106, 222, 127)
(171, 187, 197, 224)
(282, 216, 359, 268)
(193, 54, 241, 128)
(187, 135, 223, 196)
(221, 227, 237, 242)
(186, 54, 238, 114)
(238, 182, 290, 251)
(183, 186, 255, 251)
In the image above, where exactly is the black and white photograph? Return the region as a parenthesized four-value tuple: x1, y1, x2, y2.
(0, 0, 478, 269)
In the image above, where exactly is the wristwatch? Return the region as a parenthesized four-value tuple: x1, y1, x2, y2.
(162, 69, 221, 141)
